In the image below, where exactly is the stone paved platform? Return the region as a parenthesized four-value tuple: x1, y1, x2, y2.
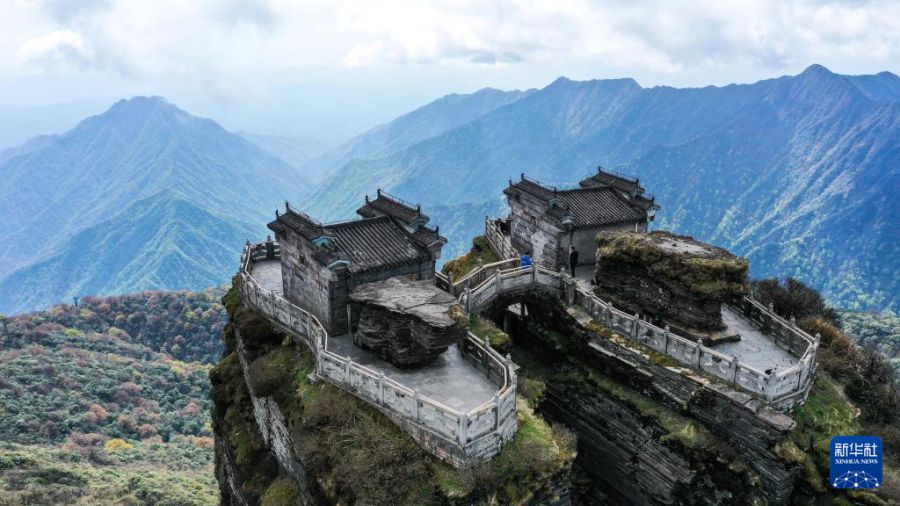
(252, 259, 283, 295)
(250, 259, 499, 412)
(573, 264, 797, 372)
(328, 336, 499, 412)
(717, 306, 797, 371)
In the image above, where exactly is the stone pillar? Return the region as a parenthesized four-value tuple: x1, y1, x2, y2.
(766, 368, 778, 402)
(565, 280, 576, 307)
(493, 393, 501, 429)
(458, 413, 468, 445)
(531, 263, 538, 283)
(662, 325, 670, 355)
(693, 343, 702, 369)
(413, 392, 420, 422)
(265, 235, 275, 259)
(505, 353, 516, 386)
(344, 356, 352, 384)
(494, 268, 501, 294)
(464, 287, 472, 314)
(378, 372, 386, 405)
(632, 312, 640, 339)
(729, 356, 739, 384)
(483, 335, 491, 373)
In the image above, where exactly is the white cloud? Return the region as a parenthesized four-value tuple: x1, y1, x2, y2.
(17, 29, 89, 69)
(1, 0, 898, 105)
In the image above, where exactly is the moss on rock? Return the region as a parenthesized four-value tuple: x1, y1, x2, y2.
(441, 236, 500, 281)
(595, 231, 749, 299)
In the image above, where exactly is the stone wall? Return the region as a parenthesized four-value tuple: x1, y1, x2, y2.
(280, 229, 334, 332)
(508, 192, 565, 269)
(565, 223, 637, 267)
(508, 192, 644, 269)
(280, 227, 436, 336)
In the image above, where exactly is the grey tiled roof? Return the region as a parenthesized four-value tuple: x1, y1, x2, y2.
(503, 176, 556, 201)
(267, 210, 323, 239)
(505, 174, 654, 229)
(412, 225, 447, 247)
(579, 168, 645, 195)
(554, 188, 646, 227)
(268, 208, 441, 274)
(356, 191, 427, 224)
(315, 216, 430, 273)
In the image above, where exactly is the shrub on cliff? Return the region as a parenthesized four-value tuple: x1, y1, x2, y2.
(752, 277, 839, 326)
(247, 347, 298, 397)
(441, 235, 500, 281)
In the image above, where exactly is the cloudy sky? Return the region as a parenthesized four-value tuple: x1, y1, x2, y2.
(2, 0, 899, 143)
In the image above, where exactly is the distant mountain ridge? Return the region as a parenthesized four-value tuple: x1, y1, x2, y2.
(305, 65, 899, 312)
(0, 97, 310, 313)
(301, 87, 534, 183)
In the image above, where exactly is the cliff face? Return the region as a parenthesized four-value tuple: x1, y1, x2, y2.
(490, 293, 789, 505)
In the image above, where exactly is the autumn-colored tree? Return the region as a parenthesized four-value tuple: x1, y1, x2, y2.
(104, 438, 133, 452)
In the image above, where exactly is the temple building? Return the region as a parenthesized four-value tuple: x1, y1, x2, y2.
(268, 189, 446, 335)
(502, 168, 659, 270)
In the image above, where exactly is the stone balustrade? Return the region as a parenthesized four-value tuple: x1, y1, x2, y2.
(239, 242, 518, 468)
(484, 216, 518, 261)
(449, 260, 818, 409)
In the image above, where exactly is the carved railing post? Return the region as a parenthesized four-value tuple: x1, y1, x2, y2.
(766, 368, 778, 402)
(345, 356, 352, 384)
(494, 267, 501, 294)
(632, 312, 640, 339)
(531, 263, 538, 283)
(413, 392, 420, 422)
(693, 343, 702, 369)
(493, 393, 501, 430)
(663, 325, 670, 355)
(729, 356, 739, 385)
(464, 287, 472, 314)
(378, 371, 386, 405)
(458, 413, 468, 445)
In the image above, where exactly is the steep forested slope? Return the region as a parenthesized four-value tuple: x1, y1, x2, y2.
(0, 97, 309, 313)
(0, 289, 227, 504)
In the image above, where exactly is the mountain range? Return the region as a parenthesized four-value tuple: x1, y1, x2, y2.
(0, 97, 310, 313)
(0, 65, 896, 313)
(304, 64, 899, 312)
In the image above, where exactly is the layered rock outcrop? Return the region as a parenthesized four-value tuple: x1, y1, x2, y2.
(350, 277, 466, 367)
(593, 231, 749, 338)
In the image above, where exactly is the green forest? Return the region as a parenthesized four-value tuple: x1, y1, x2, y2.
(0, 277, 895, 504)
(0, 289, 226, 505)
